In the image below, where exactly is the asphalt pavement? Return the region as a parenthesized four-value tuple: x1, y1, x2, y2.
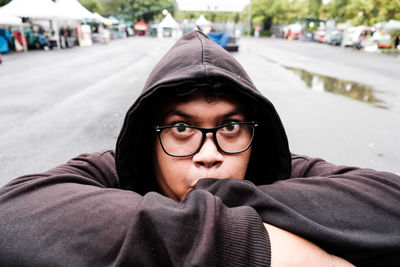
(0, 36, 399, 186)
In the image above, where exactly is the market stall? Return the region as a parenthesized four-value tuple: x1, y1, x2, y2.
(55, 0, 98, 47)
(157, 13, 178, 38)
(0, 0, 62, 50)
(0, 10, 22, 55)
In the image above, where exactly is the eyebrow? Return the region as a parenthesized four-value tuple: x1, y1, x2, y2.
(165, 108, 244, 120)
(166, 109, 194, 119)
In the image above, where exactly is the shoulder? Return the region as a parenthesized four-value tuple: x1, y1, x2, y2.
(290, 153, 359, 178)
(3, 150, 119, 190)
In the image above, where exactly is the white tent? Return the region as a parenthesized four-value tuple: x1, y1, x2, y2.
(55, 0, 97, 20)
(195, 15, 210, 27)
(381, 20, 400, 32)
(0, 0, 62, 18)
(195, 15, 212, 33)
(159, 13, 178, 28)
(107, 16, 120, 25)
(94, 12, 112, 26)
(0, 0, 63, 50)
(157, 13, 179, 38)
(0, 9, 22, 25)
(0, 10, 23, 53)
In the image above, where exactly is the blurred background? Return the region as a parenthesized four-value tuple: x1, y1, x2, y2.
(0, 0, 399, 186)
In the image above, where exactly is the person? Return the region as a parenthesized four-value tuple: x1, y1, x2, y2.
(37, 29, 50, 51)
(1, 30, 399, 266)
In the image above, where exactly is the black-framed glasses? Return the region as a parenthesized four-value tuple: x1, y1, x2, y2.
(154, 121, 258, 157)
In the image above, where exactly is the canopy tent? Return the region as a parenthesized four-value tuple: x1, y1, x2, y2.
(157, 13, 179, 38)
(0, 10, 22, 53)
(0, 0, 62, 18)
(134, 21, 147, 35)
(159, 13, 178, 28)
(195, 15, 210, 27)
(0, 10, 22, 25)
(55, 0, 97, 20)
(134, 21, 148, 31)
(375, 20, 400, 32)
(107, 16, 120, 25)
(0, 10, 21, 27)
(195, 14, 213, 33)
(93, 13, 112, 26)
(0, 0, 63, 50)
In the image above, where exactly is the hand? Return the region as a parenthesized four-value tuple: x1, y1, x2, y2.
(264, 223, 354, 267)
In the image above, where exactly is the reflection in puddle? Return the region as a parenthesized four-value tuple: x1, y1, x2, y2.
(284, 66, 387, 109)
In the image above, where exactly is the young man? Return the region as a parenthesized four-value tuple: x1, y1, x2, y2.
(1, 30, 399, 266)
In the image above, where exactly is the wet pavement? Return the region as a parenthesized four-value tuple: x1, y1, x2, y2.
(0, 36, 399, 186)
(283, 66, 386, 109)
(236, 38, 400, 175)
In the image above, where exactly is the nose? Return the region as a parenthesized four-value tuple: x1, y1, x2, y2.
(192, 133, 224, 168)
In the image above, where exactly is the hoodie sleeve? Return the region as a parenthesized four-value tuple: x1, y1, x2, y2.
(193, 155, 400, 267)
(0, 151, 270, 267)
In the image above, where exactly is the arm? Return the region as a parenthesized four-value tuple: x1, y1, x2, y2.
(194, 155, 400, 266)
(0, 151, 270, 266)
(264, 223, 354, 267)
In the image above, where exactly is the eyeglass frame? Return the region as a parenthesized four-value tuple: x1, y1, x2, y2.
(154, 121, 258, 157)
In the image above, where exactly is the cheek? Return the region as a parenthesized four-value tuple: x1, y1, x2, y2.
(228, 149, 252, 179)
(154, 142, 190, 198)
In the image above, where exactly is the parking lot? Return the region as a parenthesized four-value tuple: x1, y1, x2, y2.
(0, 36, 399, 186)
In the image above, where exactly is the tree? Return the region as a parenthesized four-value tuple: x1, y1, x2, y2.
(98, 0, 120, 13)
(307, 0, 322, 18)
(117, 0, 175, 21)
(0, 0, 11, 6)
(79, 0, 104, 13)
(249, 0, 307, 29)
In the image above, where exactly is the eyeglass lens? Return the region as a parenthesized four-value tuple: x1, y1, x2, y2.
(159, 123, 254, 156)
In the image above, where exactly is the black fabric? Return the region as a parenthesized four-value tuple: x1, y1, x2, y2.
(115, 30, 291, 193)
(0, 151, 270, 266)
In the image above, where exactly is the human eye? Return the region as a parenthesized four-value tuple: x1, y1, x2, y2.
(220, 121, 240, 133)
(171, 122, 193, 135)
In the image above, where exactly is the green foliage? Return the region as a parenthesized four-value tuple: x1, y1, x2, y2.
(79, 0, 104, 13)
(117, 0, 175, 21)
(97, 0, 174, 21)
(175, 11, 242, 23)
(98, 0, 121, 13)
(248, 0, 400, 29)
(329, 0, 400, 25)
(249, 0, 307, 27)
(0, 0, 11, 6)
(308, 0, 322, 18)
(259, 29, 272, 36)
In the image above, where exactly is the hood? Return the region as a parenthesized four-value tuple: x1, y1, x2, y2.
(115, 30, 291, 194)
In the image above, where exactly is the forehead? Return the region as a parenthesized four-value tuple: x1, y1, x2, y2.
(159, 92, 244, 117)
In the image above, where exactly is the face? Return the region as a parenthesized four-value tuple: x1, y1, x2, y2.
(153, 93, 252, 202)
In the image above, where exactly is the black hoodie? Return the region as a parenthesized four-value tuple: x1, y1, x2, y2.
(1, 31, 399, 266)
(115, 30, 291, 194)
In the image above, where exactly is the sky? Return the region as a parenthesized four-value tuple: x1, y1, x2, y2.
(176, 0, 250, 12)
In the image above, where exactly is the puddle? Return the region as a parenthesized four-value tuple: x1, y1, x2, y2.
(284, 66, 387, 109)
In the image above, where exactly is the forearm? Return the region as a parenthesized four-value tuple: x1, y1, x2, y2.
(264, 223, 354, 267)
(194, 175, 400, 266)
(0, 174, 270, 266)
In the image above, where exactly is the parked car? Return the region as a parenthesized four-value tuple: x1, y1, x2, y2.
(314, 29, 328, 43)
(207, 32, 239, 52)
(342, 26, 371, 49)
(327, 29, 343, 45)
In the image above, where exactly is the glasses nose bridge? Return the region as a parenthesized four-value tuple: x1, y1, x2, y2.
(198, 127, 220, 149)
